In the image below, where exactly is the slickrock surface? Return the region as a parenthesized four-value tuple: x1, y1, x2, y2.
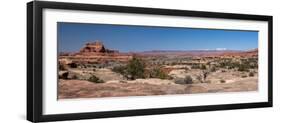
(58, 79, 257, 99)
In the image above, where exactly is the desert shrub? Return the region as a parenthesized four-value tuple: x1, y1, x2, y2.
(227, 65, 235, 69)
(174, 75, 193, 84)
(184, 67, 190, 71)
(202, 70, 210, 81)
(191, 64, 201, 69)
(220, 79, 226, 83)
(184, 75, 193, 84)
(70, 74, 78, 79)
(171, 62, 177, 65)
(149, 67, 171, 79)
(59, 72, 69, 79)
(196, 75, 203, 83)
(241, 75, 247, 78)
(68, 62, 78, 68)
(238, 64, 248, 72)
(200, 64, 207, 70)
(221, 70, 226, 72)
(249, 72, 255, 77)
(219, 60, 243, 70)
(59, 64, 67, 70)
(219, 61, 230, 68)
(112, 65, 127, 75)
(210, 66, 217, 72)
(112, 57, 146, 80)
(174, 78, 184, 84)
(80, 64, 86, 68)
(126, 57, 146, 80)
(88, 75, 104, 83)
(249, 63, 258, 69)
(241, 60, 251, 66)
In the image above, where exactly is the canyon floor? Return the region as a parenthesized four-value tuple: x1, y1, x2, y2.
(58, 77, 257, 99)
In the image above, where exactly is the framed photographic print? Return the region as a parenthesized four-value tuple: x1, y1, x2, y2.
(27, 1, 273, 122)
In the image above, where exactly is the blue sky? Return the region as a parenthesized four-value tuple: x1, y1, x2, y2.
(58, 22, 258, 52)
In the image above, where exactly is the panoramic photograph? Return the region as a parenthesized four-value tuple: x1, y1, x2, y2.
(58, 22, 258, 99)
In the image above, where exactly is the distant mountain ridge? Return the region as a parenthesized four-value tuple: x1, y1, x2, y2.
(59, 41, 258, 57)
(139, 49, 243, 53)
(133, 49, 258, 57)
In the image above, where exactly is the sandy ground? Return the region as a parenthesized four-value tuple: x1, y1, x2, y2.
(58, 77, 257, 99)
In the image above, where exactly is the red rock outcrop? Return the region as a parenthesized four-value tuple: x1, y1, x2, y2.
(78, 41, 118, 54)
(59, 41, 132, 64)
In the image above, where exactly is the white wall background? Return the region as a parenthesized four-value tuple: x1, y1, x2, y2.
(0, 0, 280, 123)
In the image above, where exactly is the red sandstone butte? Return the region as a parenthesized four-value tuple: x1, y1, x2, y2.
(59, 41, 133, 64)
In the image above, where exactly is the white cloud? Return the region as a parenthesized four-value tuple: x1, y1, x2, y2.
(215, 48, 227, 51)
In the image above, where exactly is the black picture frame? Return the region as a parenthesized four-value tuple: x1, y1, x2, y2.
(27, 1, 273, 122)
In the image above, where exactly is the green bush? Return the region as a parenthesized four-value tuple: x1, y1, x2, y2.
(112, 57, 146, 80)
(88, 75, 104, 83)
(126, 57, 146, 80)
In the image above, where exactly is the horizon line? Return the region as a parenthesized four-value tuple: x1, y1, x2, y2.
(59, 47, 258, 53)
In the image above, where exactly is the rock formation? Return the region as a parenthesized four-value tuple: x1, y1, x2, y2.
(59, 41, 132, 64)
(79, 41, 118, 54)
